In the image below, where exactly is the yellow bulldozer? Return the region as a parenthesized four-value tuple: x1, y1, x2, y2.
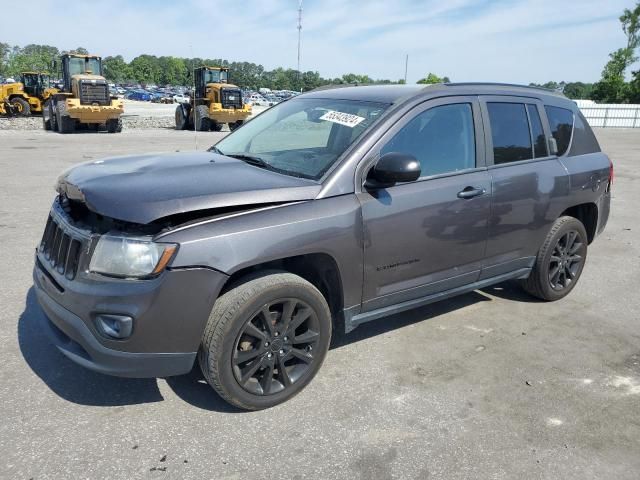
(0, 72, 52, 116)
(43, 53, 124, 133)
(175, 66, 251, 132)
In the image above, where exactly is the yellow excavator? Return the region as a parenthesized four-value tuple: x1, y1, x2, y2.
(43, 53, 124, 133)
(175, 66, 251, 131)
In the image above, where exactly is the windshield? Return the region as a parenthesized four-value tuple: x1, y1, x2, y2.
(204, 69, 228, 83)
(68, 57, 101, 76)
(213, 98, 388, 180)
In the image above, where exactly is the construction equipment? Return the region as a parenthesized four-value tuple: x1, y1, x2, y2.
(42, 54, 124, 133)
(0, 73, 52, 116)
(175, 66, 251, 132)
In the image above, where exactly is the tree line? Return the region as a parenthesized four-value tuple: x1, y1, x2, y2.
(0, 43, 413, 91)
(531, 2, 640, 103)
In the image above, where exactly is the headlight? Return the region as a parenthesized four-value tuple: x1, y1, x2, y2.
(89, 235, 177, 279)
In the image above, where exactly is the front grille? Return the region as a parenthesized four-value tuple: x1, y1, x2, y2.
(221, 88, 242, 109)
(39, 214, 84, 280)
(79, 82, 109, 105)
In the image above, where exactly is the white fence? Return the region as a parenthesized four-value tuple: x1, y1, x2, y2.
(578, 103, 640, 128)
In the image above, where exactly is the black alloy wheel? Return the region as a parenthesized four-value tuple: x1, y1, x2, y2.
(548, 230, 585, 291)
(232, 298, 320, 396)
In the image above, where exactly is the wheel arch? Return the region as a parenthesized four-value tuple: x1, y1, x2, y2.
(221, 253, 345, 325)
(560, 202, 598, 243)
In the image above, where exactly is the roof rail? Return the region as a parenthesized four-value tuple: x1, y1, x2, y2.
(444, 82, 563, 95)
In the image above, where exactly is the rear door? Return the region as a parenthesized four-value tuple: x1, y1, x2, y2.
(358, 96, 492, 311)
(479, 96, 570, 279)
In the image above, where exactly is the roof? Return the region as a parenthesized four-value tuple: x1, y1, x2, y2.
(302, 82, 568, 105)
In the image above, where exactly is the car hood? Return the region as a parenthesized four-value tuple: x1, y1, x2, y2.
(56, 151, 321, 224)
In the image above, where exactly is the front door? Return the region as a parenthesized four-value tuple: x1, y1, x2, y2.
(358, 97, 491, 312)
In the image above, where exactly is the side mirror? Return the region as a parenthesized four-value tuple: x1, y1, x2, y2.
(365, 152, 421, 188)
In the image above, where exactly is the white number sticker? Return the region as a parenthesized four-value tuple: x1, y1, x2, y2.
(319, 110, 366, 128)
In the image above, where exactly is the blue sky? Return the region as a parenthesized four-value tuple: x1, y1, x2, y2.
(3, 0, 637, 83)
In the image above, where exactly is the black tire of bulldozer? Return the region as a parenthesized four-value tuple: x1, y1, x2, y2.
(175, 105, 188, 130)
(56, 104, 75, 134)
(229, 120, 244, 132)
(48, 102, 57, 132)
(42, 102, 51, 131)
(11, 98, 30, 116)
(211, 122, 223, 132)
(107, 118, 123, 133)
(195, 105, 211, 131)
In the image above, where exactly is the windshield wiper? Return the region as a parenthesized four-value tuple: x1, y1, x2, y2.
(223, 153, 272, 169)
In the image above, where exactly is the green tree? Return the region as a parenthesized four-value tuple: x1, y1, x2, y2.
(70, 47, 89, 55)
(592, 2, 640, 103)
(0, 42, 10, 77)
(103, 55, 131, 83)
(562, 82, 594, 99)
(417, 73, 446, 84)
(7, 44, 59, 76)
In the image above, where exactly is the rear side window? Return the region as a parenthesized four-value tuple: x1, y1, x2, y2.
(569, 111, 601, 156)
(487, 103, 532, 164)
(381, 103, 476, 177)
(527, 104, 548, 158)
(545, 106, 573, 156)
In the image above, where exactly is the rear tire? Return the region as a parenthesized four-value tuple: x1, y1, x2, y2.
(520, 216, 588, 301)
(195, 105, 211, 131)
(106, 118, 122, 133)
(49, 102, 57, 132)
(198, 271, 332, 410)
(11, 97, 30, 116)
(175, 105, 188, 130)
(211, 121, 223, 132)
(42, 103, 51, 130)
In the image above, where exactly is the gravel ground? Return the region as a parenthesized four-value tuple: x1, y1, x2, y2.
(0, 128, 638, 479)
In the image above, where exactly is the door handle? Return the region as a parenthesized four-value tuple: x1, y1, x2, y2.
(457, 186, 486, 199)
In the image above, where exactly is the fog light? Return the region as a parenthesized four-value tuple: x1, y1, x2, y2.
(96, 314, 133, 339)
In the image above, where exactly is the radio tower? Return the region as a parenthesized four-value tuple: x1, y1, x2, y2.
(297, 0, 303, 90)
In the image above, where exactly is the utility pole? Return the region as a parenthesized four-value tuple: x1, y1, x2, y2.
(404, 54, 408, 84)
(297, 0, 303, 91)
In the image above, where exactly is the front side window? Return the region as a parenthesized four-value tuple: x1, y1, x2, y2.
(487, 103, 532, 164)
(214, 98, 388, 180)
(204, 69, 228, 83)
(381, 103, 476, 177)
(545, 106, 574, 156)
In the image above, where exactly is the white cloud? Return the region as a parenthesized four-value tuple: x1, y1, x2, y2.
(1, 0, 635, 83)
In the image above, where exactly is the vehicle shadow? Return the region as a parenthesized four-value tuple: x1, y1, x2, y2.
(18, 285, 513, 412)
(480, 280, 543, 303)
(331, 290, 491, 349)
(18, 287, 163, 407)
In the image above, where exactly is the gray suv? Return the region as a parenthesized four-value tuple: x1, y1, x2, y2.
(33, 84, 612, 409)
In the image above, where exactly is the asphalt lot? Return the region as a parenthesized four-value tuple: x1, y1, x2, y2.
(1, 127, 639, 480)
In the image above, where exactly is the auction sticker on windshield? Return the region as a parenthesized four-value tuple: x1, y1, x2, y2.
(319, 110, 366, 128)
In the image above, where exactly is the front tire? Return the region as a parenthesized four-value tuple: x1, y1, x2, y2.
(11, 97, 30, 116)
(198, 272, 332, 410)
(229, 120, 243, 131)
(175, 105, 188, 130)
(56, 103, 75, 134)
(521, 216, 588, 301)
(195, 105, 211, 131)
(106, 118, 122, 133)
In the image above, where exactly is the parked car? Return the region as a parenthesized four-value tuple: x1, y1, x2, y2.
(247, 93, 268, 106)
(33, 83, 611, 410)
(173, 93, 190, 104)
(125, 90, 153, 102)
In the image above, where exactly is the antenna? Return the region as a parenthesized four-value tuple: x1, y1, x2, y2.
(297, 0, 303, 91)
(404, 54, 408, 84)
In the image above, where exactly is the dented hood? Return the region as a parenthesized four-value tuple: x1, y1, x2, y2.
(56, 151, 321, 224)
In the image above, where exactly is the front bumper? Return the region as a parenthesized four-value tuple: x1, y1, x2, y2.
(33, 254, 228, 378)
(65, 98, 124, 123)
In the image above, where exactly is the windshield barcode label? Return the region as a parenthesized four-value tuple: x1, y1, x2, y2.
(319, 110, 366, 128)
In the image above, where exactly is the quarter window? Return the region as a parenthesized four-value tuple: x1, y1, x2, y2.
(487, 103, 533, 164)
(381, 103, 476, 177)
(545, 106, 574, 156)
